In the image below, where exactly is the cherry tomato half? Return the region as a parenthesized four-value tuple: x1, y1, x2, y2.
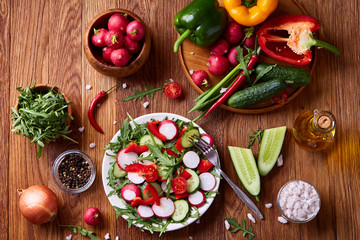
(142, 165, 158, 182)
(171, 177, 187, 194)
(164, 82, 182, 99)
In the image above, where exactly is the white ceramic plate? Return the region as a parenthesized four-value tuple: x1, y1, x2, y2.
(102, 113, 220, 232)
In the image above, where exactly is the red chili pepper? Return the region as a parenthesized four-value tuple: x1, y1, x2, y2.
(197, 159, 214, 173)
(125, 163, 144, 173)
(176, 138, 183, 152)
(204, 54, 259, 117)
(147, 121, 167, 141)
(88, 83, 120, 133)
(130, 197, 155, 207)
(125, 142, 149, 154)
(162, 148, 179, 158)
(175, 192, 190, 200)
(272, 91, 289, 104)
(144, 183, 160, 206)
(257, 15, 339, 65)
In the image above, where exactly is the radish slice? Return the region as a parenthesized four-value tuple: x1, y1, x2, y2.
(117, 148, 138, 170)
(152, 197, 175, 219)
(140, 150, 151, 158)
(143, 160, 155, 165)
(200, 134, 214, 146)
(199, 172, 216, 191)
(161, 181, 174, 194)
(183, 151, 200, 169)
(158, 120, 178, 141)
(128, 172, 145, 184)
(120, 184, 141, 202)
(188, 191, 206, 207)
(137, 205, 154, 219)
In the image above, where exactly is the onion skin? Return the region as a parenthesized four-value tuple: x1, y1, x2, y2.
(18, 185, 58, 224)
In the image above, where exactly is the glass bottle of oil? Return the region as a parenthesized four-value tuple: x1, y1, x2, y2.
(292, 109, 336, 151)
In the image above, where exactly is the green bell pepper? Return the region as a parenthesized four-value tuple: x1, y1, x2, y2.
(173, 0, 228, 52)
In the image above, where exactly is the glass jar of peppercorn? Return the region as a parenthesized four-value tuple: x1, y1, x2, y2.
(52, 150, 96, 193)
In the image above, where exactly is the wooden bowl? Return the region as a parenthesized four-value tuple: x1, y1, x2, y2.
(16, 84, 72, 126)
(178, 0, 316, 114)
(83, 9, 151, 78)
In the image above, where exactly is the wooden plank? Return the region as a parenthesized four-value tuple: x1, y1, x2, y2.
(0, 0, 10, 239)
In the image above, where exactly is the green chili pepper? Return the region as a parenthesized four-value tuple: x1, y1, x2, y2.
(173, 0, 228, 52)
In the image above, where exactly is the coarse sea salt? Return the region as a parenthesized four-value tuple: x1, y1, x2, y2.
(104, 233, 110, 239)
(189, 70, 194, 75)
(220, 88, 228, 94)
(65, 234, 72, 240)
(278, 180, 320, 222)
(224, 220, 230, 230)
(115, 236, 119, 240)
(113, 121, 117, 125)
(265, 203, 273, 208)
(278, 216, 288, 224)
(247, 213, 256, 224)
(196, 219, 200, 224)
(78, 127, 85, 133)
(190, 52, 195, 55)
(85, 84, 92, 90)
(122, 83, 127, 89)
(277, 154, 283, 166)
(89, 143, 96, 149)
(143, 101, 149, 108)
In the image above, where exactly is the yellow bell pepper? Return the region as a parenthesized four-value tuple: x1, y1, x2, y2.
(224, 0, 278, 26)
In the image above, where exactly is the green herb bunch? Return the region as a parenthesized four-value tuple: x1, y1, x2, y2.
(10, 85, 76, 158)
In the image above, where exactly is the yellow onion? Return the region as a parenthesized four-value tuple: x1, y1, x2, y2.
(18, 185, 58, 224)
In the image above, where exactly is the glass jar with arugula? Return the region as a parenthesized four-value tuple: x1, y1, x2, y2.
(103, 114, 220, 235)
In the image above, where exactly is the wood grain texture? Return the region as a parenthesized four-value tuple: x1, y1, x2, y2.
(1, 0, 359, 239)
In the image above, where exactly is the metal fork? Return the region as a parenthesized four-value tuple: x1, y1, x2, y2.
(190, 135, 264, 220)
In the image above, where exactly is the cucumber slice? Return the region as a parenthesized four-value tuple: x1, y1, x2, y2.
(185, 168, 200, 194)
(228, 147, 260, 197)
(258, 126, 287, 176)
(171, 199, 189, 222)
(113, 163, 127, 178)
(181, 128, 200, 148)
(139, 134, 164, 146)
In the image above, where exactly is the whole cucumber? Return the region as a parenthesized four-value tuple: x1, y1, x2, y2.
(228, 79, 287, 108)
(255, 63, 311, 87)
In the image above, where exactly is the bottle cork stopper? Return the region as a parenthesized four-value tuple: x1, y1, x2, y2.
(318, 115, 331, 129)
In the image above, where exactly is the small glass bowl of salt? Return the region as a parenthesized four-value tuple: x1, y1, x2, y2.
(277, 180, 321, 223)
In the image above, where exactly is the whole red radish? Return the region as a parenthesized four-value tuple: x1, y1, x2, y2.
(192, 70, 209, 86)
(223, 22, 243, 44)
(91, 28, 107, 47)
(210, 38, 230, 55)
(102, 47, 113, 63)
(84, 207, 101, 226)
(124, 35, 141, 54)
(111, 48, 130, 66)
(227, 46, 239, 66)
(244, 35, 256, 49)
(207, 55, 229, 76)
(108, 13, 129, 33)
(126, 20, 146, 41)
(104, 30, 124, 49)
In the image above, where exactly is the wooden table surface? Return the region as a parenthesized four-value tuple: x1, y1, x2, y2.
(1, 0, 359, 239)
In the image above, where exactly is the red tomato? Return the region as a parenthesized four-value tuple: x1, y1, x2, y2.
(272, 91, 289, 104)
(171, 177, 187, 194)
(164, 82, 182, 99)
(142, 165, 158, 182)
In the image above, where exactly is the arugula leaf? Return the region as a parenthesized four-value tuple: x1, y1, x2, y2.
(225, 218, 254, 240)
(205, 190, 219, 199)
(247, 128, 264, 148)
(122, 85, 165, 102)
(252, 64, 277, 86)
(10, 85, 77, 158)
(60, 225, 100, 240)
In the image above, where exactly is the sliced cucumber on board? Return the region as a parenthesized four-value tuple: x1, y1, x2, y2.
(257, 126, 287, 176)
(228, 147, 260, 197)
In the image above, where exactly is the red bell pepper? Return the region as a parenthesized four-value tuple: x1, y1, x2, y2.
(130, 197, 155, 207)
(197, 159, 214, 173)
(147, 121, 167, 141)
(124, 142, 148, 154)
(176, 138, 183, 152)
(125, 163, 144, 173)
(178, 127, 188, 137)
(257, 15, 339, 65)
(144, 183, 160, 206)
(162, 148, 179, 158)
(175, 168, 192, 180)
(175, 192, 190, 200)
